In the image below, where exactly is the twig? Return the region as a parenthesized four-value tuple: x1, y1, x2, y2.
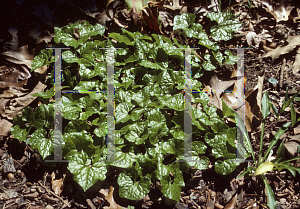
(26, 145, 34, 153)
(193, 50, 205, 62)
(13, 158, 22, 167)
(191, 199, 201, 209)
(279, 58, 286, 89)
(38, 180, 71, 208)
(26, 201, 31, 209)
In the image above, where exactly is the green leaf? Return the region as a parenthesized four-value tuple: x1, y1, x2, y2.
(62, 50, 80, 63)
(11, 125, 28, 142)
(65, 120, 90, 133)
(212, 50, 224, 64)
(204, 132, 227, 148)
(198, 39, 219, 51)
(109, 150, 136, 168)
(61, 105, 81, 120)
(109, 33, 134, 46)
(236, 166, 255, 179)
(275, 141, 285, 162)
(186, 156, 209, 170)
(207, 12, 242, 41)
(173, 14, 206, 39)
(202, 54, 216, 71)
(125, 122, 148, 144)
(117, 172, 151, 200)
(66, 150, 107, 192)
(139, 60, 165, 70)
(236, 113, 255, 163)
(268, 100, 279, 119)
(32, 87, 55, 98)
(192, 141, 207, 154)
(262, 122, 291, 163)
(160, 163, 185, 202)
(161, 94, 185, 111)
(124, 0, 148, 13)
(31, 49, 55, 71)
(215, 159, 240, 175)
(94, 123, 107, 138)
(63, 132, 94, 156)
(281, 89, 300, 113)
(263, 176, 277, 209)
(224, 50, 238, 65)
(222, 99, 237, 122)
(27, 129, 54, 159)
(291, 101, 296, 127)
(33, 104, 54, 129)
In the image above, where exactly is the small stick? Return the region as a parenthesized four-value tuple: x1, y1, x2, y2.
(38, 180, 71, 208)
(279, 58, 286, 89)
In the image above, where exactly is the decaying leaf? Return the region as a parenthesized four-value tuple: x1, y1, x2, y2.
(0, 45, 34, 77)
(125, 0, 149, 25)
(207, 75, 236, 110)
(261, 0, 294, 22)
(293, 48, 300, 75)
(51, 172, 65, 196)
(142, 2, 162, 33)
(284, 134, 300, 156)
(3, 28, 19, 51)
(0, 119, 13, 136)
(2, 81, 47, 120)
(224, 194, 237, 209)
(263, 35, 300, 61)
(102, 186, 122, 209)
(246, 31, 261, 48)
(237, 69, 264, 132)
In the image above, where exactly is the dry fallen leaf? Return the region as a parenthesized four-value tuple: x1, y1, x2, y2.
(293, 48, 300, 75)
(102, 186, 122, 209)
(0, 119, 13, 136)
(2, 81, 47, 120)
(1, 45, 34, 73)
(261, 0, 294, 22)
(51, 172, 65, 196)
(224, 194, 237, 209)
(263, 35, 300, 61)
(236, 68, 264, 132)
(207, 75, 237, 110)
(246, 31, 261, 47)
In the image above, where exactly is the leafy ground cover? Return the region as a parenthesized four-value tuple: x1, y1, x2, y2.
(0, 0, 300, 209)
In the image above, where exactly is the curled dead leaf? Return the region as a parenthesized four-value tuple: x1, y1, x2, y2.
(261, 0, 294, 22)
(102, 186, 122, 209)
(246, 31, 261, 48)
(263, 36, 300, 61)
(51, 172, 65, 196)
(224, 194, 237, 209)
(293, 48, 300, 75)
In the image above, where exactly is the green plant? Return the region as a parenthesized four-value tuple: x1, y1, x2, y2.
(244, 0, 253, 10)
(278, 87, 300, 127)
(11, 13, 243, 204)
(237, 91, 300, 209)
